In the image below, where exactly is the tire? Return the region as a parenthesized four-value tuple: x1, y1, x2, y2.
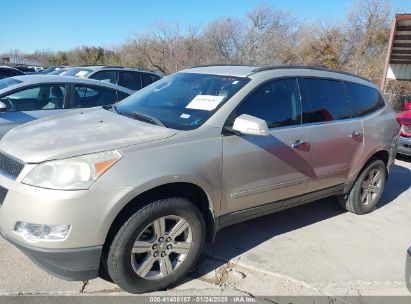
(98, 261, 113, 283)
(338, 159, 387, 215)
(106, 197, 205, 294)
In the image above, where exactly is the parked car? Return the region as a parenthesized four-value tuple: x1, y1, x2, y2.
(0, 66, 25, 79)
(14, 66, 36, 73)
(47, 68, 70, 75)
(0, 65, 399, 293)
(0, 75, 133, 137)
(61, 66, 162, 91)
(38, 66, 69, 74)
(30, 66, 44, 72)
(397, 103, 411, 156)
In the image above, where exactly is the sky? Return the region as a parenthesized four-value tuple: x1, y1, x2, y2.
(1, 0, 411, 54)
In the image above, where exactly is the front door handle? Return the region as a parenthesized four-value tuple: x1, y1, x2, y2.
(350, 131, 363, 142)
(291, 140, 311, 152)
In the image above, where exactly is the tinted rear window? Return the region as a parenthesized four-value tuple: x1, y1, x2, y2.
(141, 72, 161, 87)
(304, 78, 350, 122)
(119, 71, 141, 90)
(344, 82, 385, 117)
(0, 69, 18, 79)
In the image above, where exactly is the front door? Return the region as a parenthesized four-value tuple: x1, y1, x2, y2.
(0, 84, 68, 137)
(221, 78, 313, 215)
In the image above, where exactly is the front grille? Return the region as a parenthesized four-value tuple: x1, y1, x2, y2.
(0, 185, 8, 207)
(402, 124, 411, 136)
(0, 151, 24, 180)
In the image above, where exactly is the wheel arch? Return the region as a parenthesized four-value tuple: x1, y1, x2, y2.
(103, 181, 218, 253)
(354, 148, 390, 184)
(363, 149, 390, 176)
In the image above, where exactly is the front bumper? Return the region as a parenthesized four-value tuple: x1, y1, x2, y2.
(398, 135, 411, 156)
(0, 167, 132, 281)
(0, 227, 101, 280)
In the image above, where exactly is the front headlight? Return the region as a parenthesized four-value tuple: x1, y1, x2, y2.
(22, 150, 122, 190)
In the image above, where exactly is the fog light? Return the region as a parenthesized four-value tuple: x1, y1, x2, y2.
(14, 222, 70, 242)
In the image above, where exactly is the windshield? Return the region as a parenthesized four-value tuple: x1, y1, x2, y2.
(61, 67, 93, 77)
(115, 72, 249, 130)
(0, 78, 23, 90)
(48, 69, 68, 75)
(42, 66, 63, 74)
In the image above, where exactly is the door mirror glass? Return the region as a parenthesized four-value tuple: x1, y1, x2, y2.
(232, 114, 269, 136)
(0, 101, 7, 112)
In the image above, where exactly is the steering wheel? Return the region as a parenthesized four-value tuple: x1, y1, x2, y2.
(1, 97, 15, 111)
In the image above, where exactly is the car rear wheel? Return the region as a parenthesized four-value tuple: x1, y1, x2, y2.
(338, 159, 387, 215)
(106, 197, 205, 294)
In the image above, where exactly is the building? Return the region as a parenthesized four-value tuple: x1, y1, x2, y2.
(0, 56, 41, 67)
(381, 14, 411, 108)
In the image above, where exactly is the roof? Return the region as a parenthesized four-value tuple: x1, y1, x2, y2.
(183, 65, 258, 77)
(0, 75, 134, 94)
(381, 14, 411, 89)
(182, 64, 373, 84)
(74, 65, 161, 75)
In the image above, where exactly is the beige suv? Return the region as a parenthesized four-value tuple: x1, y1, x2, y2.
(0, 65, 400, 293)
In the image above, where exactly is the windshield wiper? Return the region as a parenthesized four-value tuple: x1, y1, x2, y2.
(102, 104, 118, 113)
(119, 111, 166, 127)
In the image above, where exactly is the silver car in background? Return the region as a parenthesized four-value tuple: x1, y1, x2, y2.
(0, 75, 133, 137)
(0, 65, 400, 293)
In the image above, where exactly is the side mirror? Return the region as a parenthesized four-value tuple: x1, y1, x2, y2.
(404, 103, 411, 111)
(0, 101, 7, 113)
(232, 114, 269, 136)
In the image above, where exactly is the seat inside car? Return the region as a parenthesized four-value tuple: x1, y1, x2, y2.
(37, 86, 64, 109)
(49, 86, 64, 109)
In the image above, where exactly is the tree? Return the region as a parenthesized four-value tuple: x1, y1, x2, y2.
(344, 0, 391, 82)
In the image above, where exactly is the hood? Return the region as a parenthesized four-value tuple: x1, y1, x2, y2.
(0, 107, 177, 163)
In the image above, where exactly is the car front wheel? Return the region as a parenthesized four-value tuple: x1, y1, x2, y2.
(106, 197, 205, 294)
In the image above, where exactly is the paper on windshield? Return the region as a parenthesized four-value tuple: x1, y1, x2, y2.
(186, 95, 225, 111)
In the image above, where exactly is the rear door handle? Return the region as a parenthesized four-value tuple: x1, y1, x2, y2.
(350, 131, 363, 141)
(291, 140, 311, 152)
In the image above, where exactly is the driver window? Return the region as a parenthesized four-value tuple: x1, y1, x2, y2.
(229, 78, 302, 128)
(0, 85, 66, 111)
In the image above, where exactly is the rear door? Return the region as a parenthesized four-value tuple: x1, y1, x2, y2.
(71, 84, 119, 108)
(301, 78, 364, 192)
(222, 78, 313, 214)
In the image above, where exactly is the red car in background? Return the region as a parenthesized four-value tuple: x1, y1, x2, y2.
(397, 103, 411, 156)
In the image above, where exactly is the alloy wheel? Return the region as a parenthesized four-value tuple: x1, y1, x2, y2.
(360, 168, 383, 206)
(130, 215, 192, 280)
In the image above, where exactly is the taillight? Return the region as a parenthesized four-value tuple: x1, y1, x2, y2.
(396, 114, 403, 125)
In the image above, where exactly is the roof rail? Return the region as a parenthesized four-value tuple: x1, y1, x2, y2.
(78, 65, 127, 69)
(79, 65, 105, 67)
(102, 66, 126, 69)
(251, 65, 371, 82)
(191, 64, 254, 68)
